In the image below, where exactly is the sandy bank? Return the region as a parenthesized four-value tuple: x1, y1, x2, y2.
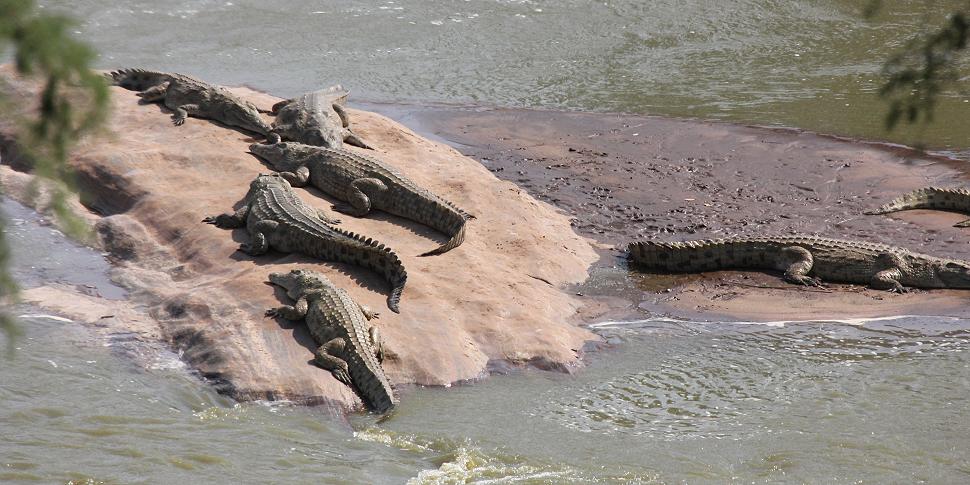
(0, 68, 599, 410)
(393, 105, 970, 322)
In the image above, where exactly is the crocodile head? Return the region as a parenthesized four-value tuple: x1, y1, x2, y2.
(935, 259, 970, 288)
(250, 172, 290, 190)
(301, 128, 344, 149)
(223, 100, 272, 136)
(267, 269, 330, 299)
(247, 140, 316, 172)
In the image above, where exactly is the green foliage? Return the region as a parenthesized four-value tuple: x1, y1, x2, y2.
(0, 0, 109, 349)
(876, 4, 969, 130)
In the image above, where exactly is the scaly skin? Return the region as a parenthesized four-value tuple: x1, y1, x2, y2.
(628, 235, 970, 292)
(203, 174, 408, 312)
(107, 68, 272, 136)
(266, 269, 397, 412)
(249, 139, 473, 256)
(865, 187, 970, 227)
(270, 86, 372, 149)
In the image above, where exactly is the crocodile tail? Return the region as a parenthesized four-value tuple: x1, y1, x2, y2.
(418, 202, 472, 257)
(420, 217, 467, 257)
(863, 187, 970, 215)
(335, 228, 408, 313)
(105, 68, 171, 91)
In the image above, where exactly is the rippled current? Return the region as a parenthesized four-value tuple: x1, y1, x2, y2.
(4, 199, 970, 482)
(37, 0, 970, 154)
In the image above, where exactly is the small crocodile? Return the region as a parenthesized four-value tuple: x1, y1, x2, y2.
(628, 235, 970, 292)
(266, 269, 397, 412)
(107, 68, 272, 136)
(249, 138, 473, 256)
(865, 187, 970, 227)
(203, 174, 408, 312)
(271, 86, 372, 149)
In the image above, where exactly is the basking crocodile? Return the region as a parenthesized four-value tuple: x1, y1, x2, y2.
(107, 68, 272, 136)
(865, 187, 970, 227)
(628, 235, 970, 292)
(249, 138, 473, 256)
(270, 86, 372, 149)
(266, 269, 396, 412)
(203, 174, 408, 312)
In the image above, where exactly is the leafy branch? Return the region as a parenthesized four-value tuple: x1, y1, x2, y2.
(0, 0, 109, 349)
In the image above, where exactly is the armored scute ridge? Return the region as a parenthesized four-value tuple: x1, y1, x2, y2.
(271, 86, 372, 149)
(865, 187, 970, 227)
(203, 174, 408, 312)
(249, 139, 473, 256)
(266, 269, 397, 412)
(107, 68, 272, 136)
(628, 235, 970, 292)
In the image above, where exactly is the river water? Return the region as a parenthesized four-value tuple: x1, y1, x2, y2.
(4, 1, 970, 483)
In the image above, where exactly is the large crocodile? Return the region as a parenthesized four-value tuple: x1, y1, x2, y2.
(270, 86, 372, 149)
(249, 138, 473, 256)
(628, 235, 970, 292)
(865, 186, 970, 227)
(107, 69, 272, 136)
(266, 269, 397, 412)
(203, 174, 408, 312)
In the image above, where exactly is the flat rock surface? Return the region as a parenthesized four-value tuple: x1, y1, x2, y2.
(0, 69, 599, 410)
(397, 105, 970, 321)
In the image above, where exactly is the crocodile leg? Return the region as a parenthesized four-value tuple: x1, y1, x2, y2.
(203, 204, 250, 228)
(871, 268, 907, 293)
(369, 325, 384, 363)
(343, 129, 373, 150)
(314, 338, 352, 385)
(279, 166, 310, 187)
(333, 103, 352, 128)
(316, 208, 341, 225)
(870, 253, 908, 292)
(333, 104, 372, 149)
(137, 82, 169, 103)
(270, 98, 293, 115)
(265, 296, 308, 320)
(240, 219, 279, 255)
(173, 103, 201, 126)
(780, 246, 824, 287)
(332, 178, 387, 216)
(357, 303, 379, 321)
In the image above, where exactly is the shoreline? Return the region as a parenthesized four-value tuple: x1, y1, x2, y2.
(6, 70, 970, 410)
(365, 101, 970, 322)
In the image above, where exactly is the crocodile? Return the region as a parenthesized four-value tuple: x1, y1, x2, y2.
(249, 138, 473, 256)
(203, 174, 408, 312)
(628, 235, 970, 292)
(266, 269, 397, 412)
(865, 187, 970, 227)
(107, 68, 272, 136)
(270, 85, 372, 149)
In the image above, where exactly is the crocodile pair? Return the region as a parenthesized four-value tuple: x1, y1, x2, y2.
(107, 69, 370, 150)
(628, 187, 970, 292)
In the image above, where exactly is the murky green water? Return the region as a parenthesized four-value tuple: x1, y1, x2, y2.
(4, 197, 970, 482)
(6, 1, 970, 482)
(43, 0, 970, 154)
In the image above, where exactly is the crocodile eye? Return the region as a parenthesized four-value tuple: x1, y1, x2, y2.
(946, 262, 966, 270)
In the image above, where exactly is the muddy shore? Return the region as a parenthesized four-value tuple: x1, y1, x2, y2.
(370, 103, 970, 322)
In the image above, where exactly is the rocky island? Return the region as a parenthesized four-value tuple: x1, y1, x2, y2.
(0, 66, 599, 411)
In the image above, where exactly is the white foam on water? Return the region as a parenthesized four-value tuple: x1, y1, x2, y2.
(18, 313, 74, 323)
(589, 314, 966, 329)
